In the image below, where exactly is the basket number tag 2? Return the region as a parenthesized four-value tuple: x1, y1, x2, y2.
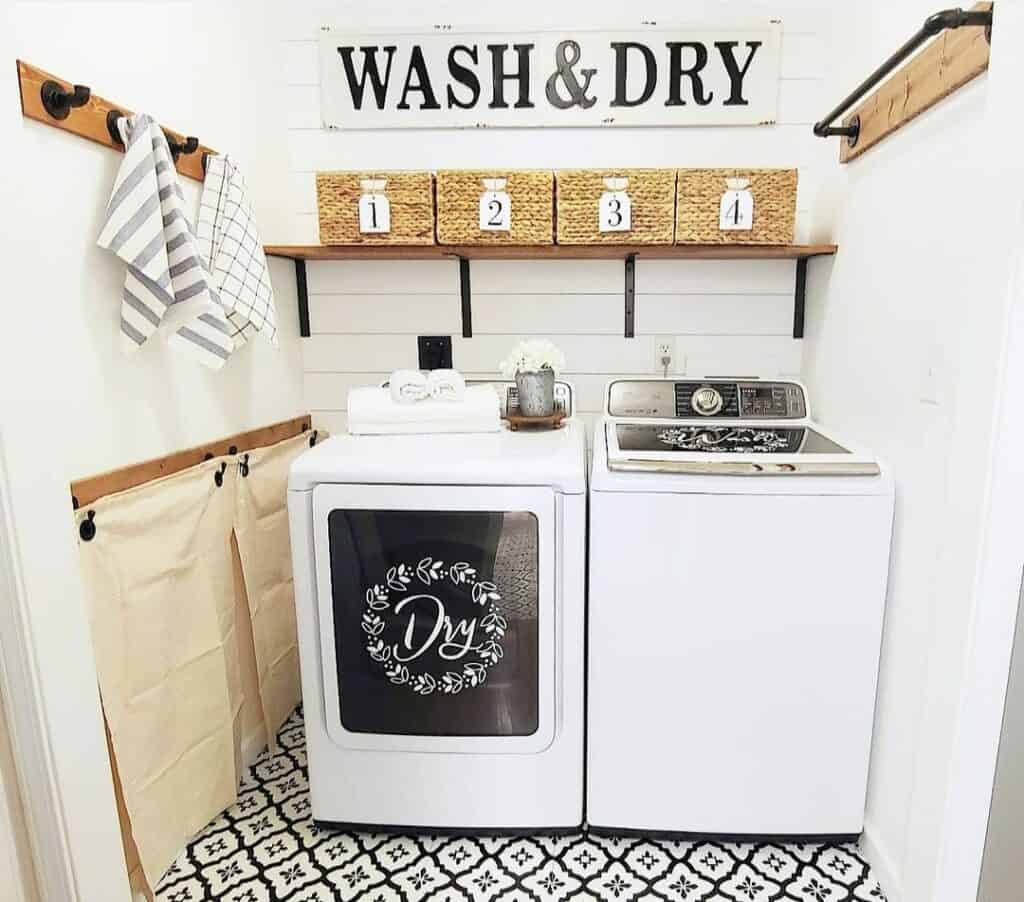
(599, 177, 632, 233)
(359, 179, 391, 234)
(479, 178, 511, 232)
(719, 177, 754, 231)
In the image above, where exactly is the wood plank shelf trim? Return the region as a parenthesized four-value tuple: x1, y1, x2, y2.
(264, 244, 837, 262)
(16, 59, 216, 182)
(70, 415, 314, 509)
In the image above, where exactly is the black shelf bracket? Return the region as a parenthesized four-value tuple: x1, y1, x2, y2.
(624, 254, 637, 338)
(295, 259, 310, 337)
(459, 257, 473, 338)
(792, 257, 808, 339)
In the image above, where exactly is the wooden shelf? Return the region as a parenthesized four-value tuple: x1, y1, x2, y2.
(264, 243, 837, 342)
(264, 243, 837, 262)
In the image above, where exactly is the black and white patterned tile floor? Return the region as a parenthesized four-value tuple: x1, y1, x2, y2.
(156, 708, 888, 902)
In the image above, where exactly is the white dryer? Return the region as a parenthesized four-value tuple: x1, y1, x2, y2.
(587, 378, 894, 839)
(288, 383, 585, 833)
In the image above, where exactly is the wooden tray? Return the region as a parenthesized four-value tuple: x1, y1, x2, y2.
(504, 412, 567, 431)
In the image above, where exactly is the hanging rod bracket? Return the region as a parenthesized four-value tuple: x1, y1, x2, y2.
(813, 6, 994, 145)
(40, 80, 89, 120)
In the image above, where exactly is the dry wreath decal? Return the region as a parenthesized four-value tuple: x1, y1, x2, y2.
(362, 558, 505, 696)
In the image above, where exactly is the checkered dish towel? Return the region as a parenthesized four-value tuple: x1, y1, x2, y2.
(97, 113, 235, 369)
(197, 154, 278, 347)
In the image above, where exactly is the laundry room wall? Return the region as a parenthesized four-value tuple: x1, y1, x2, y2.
(1, 3, 306, 899)
(262, 0, 842, 432)
(800, 4, 1023, 901)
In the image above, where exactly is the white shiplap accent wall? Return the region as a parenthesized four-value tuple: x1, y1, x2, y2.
(272, 3, 831, 431)
(303, 259, 801, 432)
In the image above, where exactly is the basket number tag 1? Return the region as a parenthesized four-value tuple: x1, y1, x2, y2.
(359, 179, 391, 234)
(479, 178, 511, 232)
(599, 177, 632, 233)
(719, 177, 754, 231)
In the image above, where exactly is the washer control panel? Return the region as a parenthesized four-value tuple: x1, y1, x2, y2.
(608, 380, 807, 419)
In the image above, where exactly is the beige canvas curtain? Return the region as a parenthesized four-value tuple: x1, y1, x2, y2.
(75, 432, 318, 895)
(233, 434, 309, 747)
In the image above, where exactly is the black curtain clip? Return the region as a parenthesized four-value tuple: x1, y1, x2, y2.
(166, 132, 199, 161)
(309, 430, 319, 447)
(239, 454, 250, 478)
(79, 510, 97, 542)
(214, 462, 228, 487)
(40, 80, 90, 120)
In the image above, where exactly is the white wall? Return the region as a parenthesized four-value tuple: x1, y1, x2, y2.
(0, 3, 306, 898)
(265, 0, 835, 430)
(801, 4, 1023, 901)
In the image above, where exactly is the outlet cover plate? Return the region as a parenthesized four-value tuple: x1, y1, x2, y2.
(418, 335, 453, 371)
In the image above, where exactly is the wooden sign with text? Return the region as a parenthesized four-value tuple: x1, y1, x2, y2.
(319, 23, 781, 129)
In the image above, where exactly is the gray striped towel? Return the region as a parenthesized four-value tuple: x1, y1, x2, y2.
(197, 155, 278, 347)
(97, 114, 234, 369)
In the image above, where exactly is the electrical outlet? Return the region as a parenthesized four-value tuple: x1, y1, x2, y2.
(654, 336, 675, 376)
(418, 335, 452, 370)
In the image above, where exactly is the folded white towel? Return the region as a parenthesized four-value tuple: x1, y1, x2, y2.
(426, 369, 466, 402)
(348, 385, 501, 435)
(389, 369, 429, 404)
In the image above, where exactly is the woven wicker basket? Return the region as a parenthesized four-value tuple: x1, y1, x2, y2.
(556, 169, 676, 245)
(316, 171, 435, 245)
(676, 169, 797, 245)
(436, 170, 553, 245)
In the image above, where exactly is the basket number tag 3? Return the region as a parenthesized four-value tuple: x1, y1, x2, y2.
(600, 191, 632, 232)
(479, 178, 512, 232)
(359, 182, 391, 234)
(719, 178, 754, 231)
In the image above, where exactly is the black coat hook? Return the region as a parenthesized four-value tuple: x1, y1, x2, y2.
(239, 454, 250, 477)
(309, 430, 319, 448)
(106, 109, 127, 146)
(40, 80, 90, 120)
(214, 462, 227, 487)
(79, 510, 97, 542)
(166, 132, 199, 161)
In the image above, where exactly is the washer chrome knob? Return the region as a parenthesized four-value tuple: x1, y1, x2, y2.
(691, 386, 724, 416)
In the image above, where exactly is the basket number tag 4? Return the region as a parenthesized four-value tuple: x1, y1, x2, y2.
(719, 177, 754, 231)
(479, 178, 511, 232)
(359, 179, 391, 233)
(599, 177, 632, 233)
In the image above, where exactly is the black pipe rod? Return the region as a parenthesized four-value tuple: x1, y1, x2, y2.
(813, 7, 992, 143)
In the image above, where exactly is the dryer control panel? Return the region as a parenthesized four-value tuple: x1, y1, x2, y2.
(607, 380, 807, 420)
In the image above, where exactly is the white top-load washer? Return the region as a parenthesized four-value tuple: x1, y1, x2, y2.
(587, 378, 894, 839)
(288, 382, 586, 833)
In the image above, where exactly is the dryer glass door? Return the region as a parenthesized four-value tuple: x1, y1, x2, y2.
(311, 484, 555, 754)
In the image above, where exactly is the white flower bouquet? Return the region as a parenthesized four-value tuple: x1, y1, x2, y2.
(499, 339, 566, 378)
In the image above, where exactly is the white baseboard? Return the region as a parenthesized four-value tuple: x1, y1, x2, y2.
(861, 820, 902, 902)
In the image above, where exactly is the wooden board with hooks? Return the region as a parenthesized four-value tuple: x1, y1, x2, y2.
(16, 59, 216, 181)
(70, 414, 314, 509)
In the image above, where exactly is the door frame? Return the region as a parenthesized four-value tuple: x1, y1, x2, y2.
(0, 435, 78, 900)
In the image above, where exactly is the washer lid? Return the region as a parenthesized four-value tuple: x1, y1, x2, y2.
(289, 419, 586, 494)
(594, 418, 892, 494)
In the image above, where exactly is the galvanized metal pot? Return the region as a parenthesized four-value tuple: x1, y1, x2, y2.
(515, 368, 555, 417)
